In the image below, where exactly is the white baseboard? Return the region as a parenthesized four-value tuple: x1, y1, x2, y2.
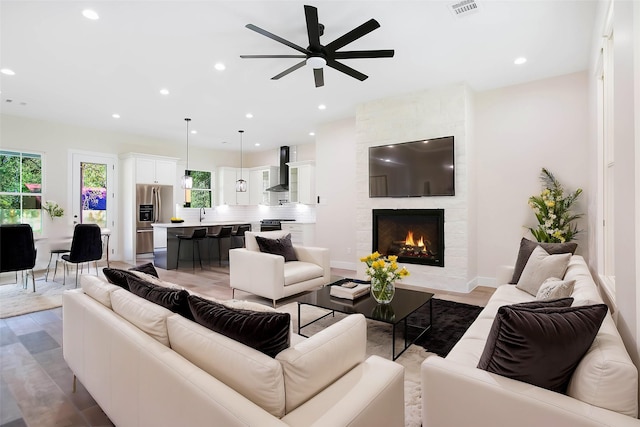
(330, 260, 357, 271)
(476, 276, 498, 288)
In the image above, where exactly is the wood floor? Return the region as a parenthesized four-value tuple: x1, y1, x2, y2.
(0, 260, 495, 427)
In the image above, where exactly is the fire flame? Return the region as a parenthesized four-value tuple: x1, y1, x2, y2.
(404, 231, 425, 248)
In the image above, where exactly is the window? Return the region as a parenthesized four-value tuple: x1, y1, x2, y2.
(81, 162, 108, 228)
(597, 2, 615, 299)
(0, 150, 43, 233)
(187, 170, 212, 208)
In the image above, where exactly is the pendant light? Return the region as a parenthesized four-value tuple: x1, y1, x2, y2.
(181, 118, 193, 189)
(236, 130, 247, 192)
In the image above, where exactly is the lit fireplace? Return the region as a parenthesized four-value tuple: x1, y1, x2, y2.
(372, 209, 444, 267)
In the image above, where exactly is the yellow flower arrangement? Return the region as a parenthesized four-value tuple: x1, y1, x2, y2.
(360, 252, 409, 303)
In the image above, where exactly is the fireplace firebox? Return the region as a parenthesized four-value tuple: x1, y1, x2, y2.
(372, 209, 445, 267)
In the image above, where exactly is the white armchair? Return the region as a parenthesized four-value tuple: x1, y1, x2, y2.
(229, 230, 331, 306)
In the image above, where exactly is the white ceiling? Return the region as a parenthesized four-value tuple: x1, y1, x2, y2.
(0, 0, 598, 152)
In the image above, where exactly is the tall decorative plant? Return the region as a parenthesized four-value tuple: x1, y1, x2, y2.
(528, 168, 582, 243)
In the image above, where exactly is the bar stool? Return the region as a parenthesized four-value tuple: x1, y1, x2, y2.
(177, 228, 207, 270)
(207, 226, 233, 266)
(45, 248, 70, 281)
(230, 224, 251, 249)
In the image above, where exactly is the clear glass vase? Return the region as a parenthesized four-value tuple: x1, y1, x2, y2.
(370, 277, 395, 304)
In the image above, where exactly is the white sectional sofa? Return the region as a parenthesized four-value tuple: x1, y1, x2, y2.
(421, 255, 640, 427)
(63, 275, 405, 427)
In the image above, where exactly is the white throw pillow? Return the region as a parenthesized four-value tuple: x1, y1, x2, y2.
(536, 277, 576, 300)
(516, 246, 571, 296)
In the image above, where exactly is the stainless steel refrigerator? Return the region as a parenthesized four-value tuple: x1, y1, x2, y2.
(136, 184, 172, 254)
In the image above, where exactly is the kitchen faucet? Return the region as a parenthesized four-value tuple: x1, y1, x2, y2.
(200, 207, 206, 222)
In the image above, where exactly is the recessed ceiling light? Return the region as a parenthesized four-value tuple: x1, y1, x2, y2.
(112, 113, 120, 119)
(190, 130, 197, 134)
(82, 9, 99, 20)
(0, 68, 16, 76)
(309, 132, 315, 136)
(214, 63, 226, 71)
(246, 113, 253, 119)
(318, 104, 326, 110)
(514, 57, 527, 65)
(254, 143, 261, 147)
(159, 88, 170, 95)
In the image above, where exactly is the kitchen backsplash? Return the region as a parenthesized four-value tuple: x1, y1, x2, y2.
(175, 203, 316, 224)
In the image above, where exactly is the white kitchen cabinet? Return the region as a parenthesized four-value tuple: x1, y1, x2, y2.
(281, 222, 315, 246)
(249, 166, 279, 205)
(288, 161, 315, 204)
(135, 156, 177, 185)
(217, 167, 250, 205)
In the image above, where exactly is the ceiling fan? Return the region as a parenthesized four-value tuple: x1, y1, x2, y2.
(240, 5, 394, 87)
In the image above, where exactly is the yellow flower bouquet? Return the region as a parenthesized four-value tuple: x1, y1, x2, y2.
(360, 252, 409, 303)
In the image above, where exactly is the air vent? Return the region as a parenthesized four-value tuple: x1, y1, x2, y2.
(448, 0, 480, 17)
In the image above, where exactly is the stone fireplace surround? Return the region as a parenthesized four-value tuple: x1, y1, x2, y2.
(355, 84, 477, 293)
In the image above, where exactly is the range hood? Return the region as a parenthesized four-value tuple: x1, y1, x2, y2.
(266, 146, 290, 192)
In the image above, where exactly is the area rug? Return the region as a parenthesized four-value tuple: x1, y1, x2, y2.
(411, 298, 483, 357)
(279, 298, 482, 427)
(0, 279, 67, 318)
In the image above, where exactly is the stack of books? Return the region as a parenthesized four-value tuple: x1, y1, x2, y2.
(329, 283, 371, 300)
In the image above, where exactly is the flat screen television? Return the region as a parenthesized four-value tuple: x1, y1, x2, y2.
(369, 136, 455, 197)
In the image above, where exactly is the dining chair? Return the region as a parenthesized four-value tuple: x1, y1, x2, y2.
(0, 224, 37, 291)
(62, 224, 103, 287)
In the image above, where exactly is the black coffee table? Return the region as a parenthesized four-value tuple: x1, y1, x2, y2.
(296, 280, 434, 360)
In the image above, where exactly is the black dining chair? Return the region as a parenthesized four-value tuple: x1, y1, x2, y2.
(230, 224, 251, 249)
(207, 226, 233, 266)
(62, 224, 103, 287)
(177, 228, 207, 270)
(0, 224, 37, 292)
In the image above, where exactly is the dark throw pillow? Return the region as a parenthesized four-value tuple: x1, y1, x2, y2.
(255, 233, 298, 262)
(130, 262, 159, 278)
(509, 297, 574, 310)
(188, 295, 290, 357)
(477, 303, 608, 393)
(103, 268, 137, 290)
(510, 238, 578, 284)
(126, 275, 193, 320)
(103, 263, 160, 290)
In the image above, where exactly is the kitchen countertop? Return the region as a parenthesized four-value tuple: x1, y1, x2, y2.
(152, 221, 251, 228)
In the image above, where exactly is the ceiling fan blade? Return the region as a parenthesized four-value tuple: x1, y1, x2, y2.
(246, 24, 308, 55)
(271, 60, 307, 80)
(326, 59, 368, 81)
(325, 19, 380, 52)
(304, 5, 322, 51)
(313, 68, 324, 87)
(332, 50, 395, 59)
(241, 55, 307, 59)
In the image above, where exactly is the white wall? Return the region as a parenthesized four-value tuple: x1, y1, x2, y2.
(315, 118, 357, 270)
(475, 71, 590, 280)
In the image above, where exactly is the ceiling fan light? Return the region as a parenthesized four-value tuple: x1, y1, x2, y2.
(306, 56, 326, 69)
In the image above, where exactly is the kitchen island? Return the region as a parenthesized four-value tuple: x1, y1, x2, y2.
(151, 222, 251, 270)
